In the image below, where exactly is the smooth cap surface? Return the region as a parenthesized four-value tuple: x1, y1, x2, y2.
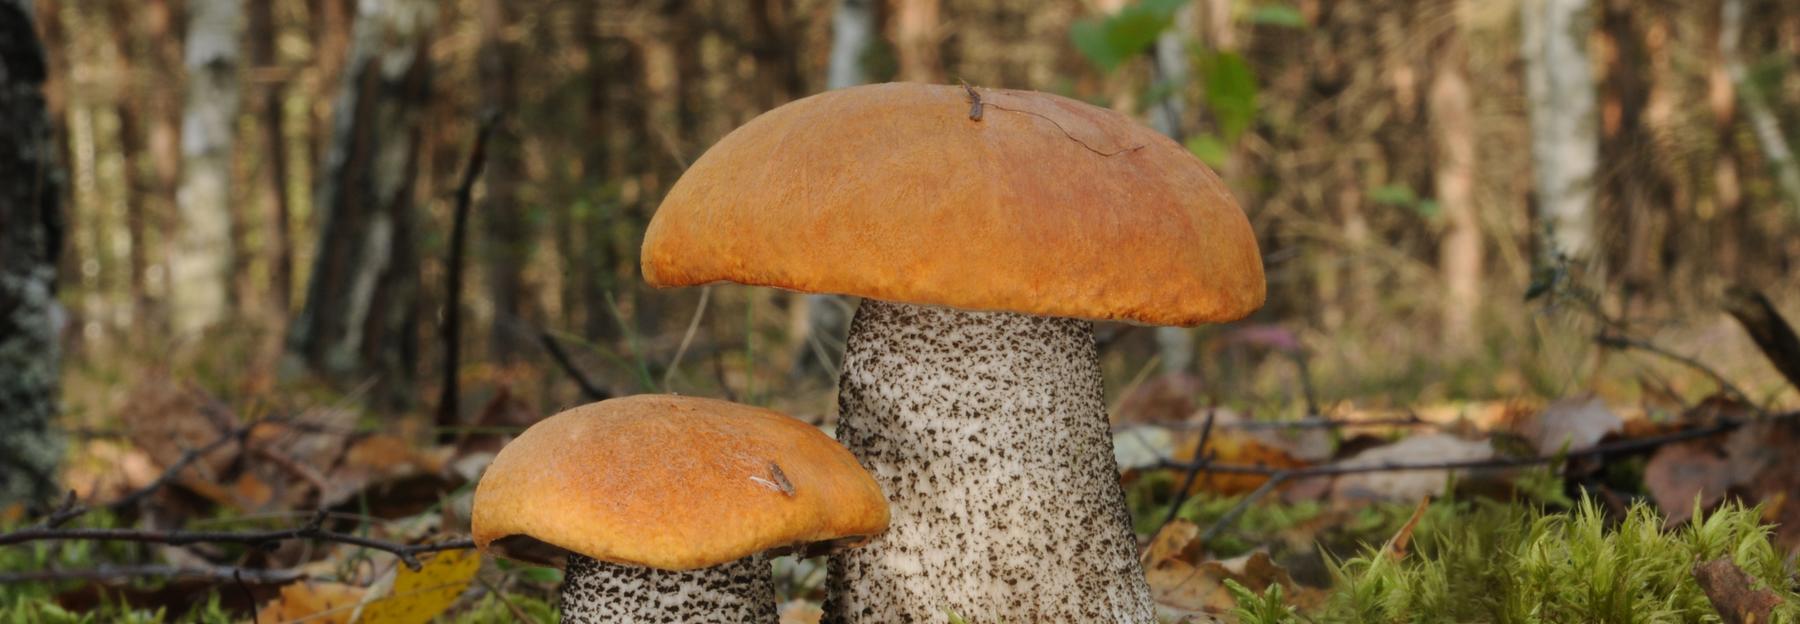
(471, 395, 889, 570)
(642, 82, 1264, 326)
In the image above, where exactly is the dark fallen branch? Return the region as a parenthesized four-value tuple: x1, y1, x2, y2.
(1595, 331, 1752, 404)
(538, 331, 609, 401)
(1723, 285, 1800, 393)
(438, 111, 502, 442)
(0, 510, 474, 571)
(0, 564, 305, 585)
(1158, 410, 1800, 538)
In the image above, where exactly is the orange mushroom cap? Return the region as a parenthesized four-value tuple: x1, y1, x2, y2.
(642, 82, 1264, 327)
(471, 395, 889, 570)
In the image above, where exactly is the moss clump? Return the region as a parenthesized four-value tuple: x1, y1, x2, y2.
(1316, 498, 1800, 623)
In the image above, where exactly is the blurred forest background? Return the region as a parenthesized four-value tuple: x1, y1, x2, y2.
(7, 0, 1800, 619)
(22, 0, 1800, 422)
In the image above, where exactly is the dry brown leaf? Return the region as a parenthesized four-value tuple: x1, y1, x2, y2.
(1646, 419, 1800, 552)
(1330, 434, 1495, 502)
(1113, 373, 1206, 426)
(1383, 496, 1432, 560)
(1515, 396, 1623, 455)
(1644, 441, 1732, 527)
(256, 581, 366, 624)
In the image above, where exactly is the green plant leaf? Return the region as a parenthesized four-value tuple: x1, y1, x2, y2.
(1200, 51, 1258, 140)
(1185, 133, 1231, 167)
(1248, 5, 1307, 28)
(1071, 0, 1191, 73)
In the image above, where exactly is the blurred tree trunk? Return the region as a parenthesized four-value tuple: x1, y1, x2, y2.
(1520, 0, 1600, 265)
(170, 0, 242, 335)
(249, 0, 294, 315)
(107, 1, 152, 337)
(0, 0, 67, 508)
(1708, 4, 1744, 277)
(891, 0, 942, 82)
(579, 5, 630, 343)
(145, 0, 183, 339)
(1430, 6, 1482, 348)
(288, 0, 435, 409)
(1721, 0, 1800, 216)
(793, 0, 879, 378)
(1150, 6, 1198, 374)
(479, 0, 532, 363)
(1600, 0, 1673, 300)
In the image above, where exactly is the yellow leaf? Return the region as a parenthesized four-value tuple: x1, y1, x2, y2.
(257, 582, 366, 624)
(357, 549, 481, 624)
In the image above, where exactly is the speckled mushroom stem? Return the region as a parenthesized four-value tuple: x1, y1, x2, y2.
(561, 553, 776, 623)
(823, 300, 1155, 623)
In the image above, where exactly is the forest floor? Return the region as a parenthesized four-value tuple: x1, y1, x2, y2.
(4, 288, 1800, 623)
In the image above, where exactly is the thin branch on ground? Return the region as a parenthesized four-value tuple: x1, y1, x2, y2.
(107, 427, 248, 514)
(538, 331, 609, 401)
(1167, 409, 1800, 538)
(0, 510, 475, 571)
(0, 564, 305, 584)
(1595, 331, 1753, 404)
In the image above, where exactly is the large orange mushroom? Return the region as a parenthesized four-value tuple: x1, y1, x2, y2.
(643, 82, 1262, 622)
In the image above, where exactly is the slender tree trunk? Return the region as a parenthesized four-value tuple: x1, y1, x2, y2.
(1430, 8, 1482, 348)
(144, 0, 182, 338)
(0, 0, 68, 508)
(1708, 5, 1744, 277)
(170, 0, 242, 335)
(287, 0, 436, 409)
(793, 0, 880, 378)
(891, 0, 942, 83)
(1520, 0, 1600, 265)
(579, 4, 627, 343)
(479, 0, 531, 363)
(107, 0, 152, 337)
(249, 0, 294, 315)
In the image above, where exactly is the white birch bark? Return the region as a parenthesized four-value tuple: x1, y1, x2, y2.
(1520, 0, 1599, 263)
(170, 0, 242, 334)
(1151, 6, 1198, 374)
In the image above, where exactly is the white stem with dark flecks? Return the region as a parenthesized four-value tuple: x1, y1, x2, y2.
(823, 300, 1155, 623)
(560, 553, 775, 623)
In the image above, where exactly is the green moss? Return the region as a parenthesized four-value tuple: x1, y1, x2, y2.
(1318, 498, 1800, 623)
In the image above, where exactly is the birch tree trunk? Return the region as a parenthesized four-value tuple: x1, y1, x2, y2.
(0, 0, 67, 508)
(1150, 6, 1198, 374)
(170, 0, 242, 335)
(288, 0, 436, 409)
(794, 0, 879, 378)
(1520, 0, 1600, 265)
(1430, 7, 1482, 347)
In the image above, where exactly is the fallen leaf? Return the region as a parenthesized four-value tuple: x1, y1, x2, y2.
(1645, 418, 1800, 551)
(1692, 557, 1784, 624)
(1644, 441, 1732, 527)
(257, 581, 366, 624)
(356, 548, 481, 624)
(1515, 396, 1623, 455)
(1382, 496, 1431, 560)
(1329, 434, 1496, 502)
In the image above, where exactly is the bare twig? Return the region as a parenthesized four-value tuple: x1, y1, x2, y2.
(438, 111, 502, 442)
(538, 331, 609, 401)
(1161, 408, 1218, 527)
(1170, 410, 1800, 539)
(0, 564, 305, 585)
(0, 510, 475, 571)
(1595, 331, 1752, 404)
(660, 286, 712, 390)
(107, 427, 246, 514)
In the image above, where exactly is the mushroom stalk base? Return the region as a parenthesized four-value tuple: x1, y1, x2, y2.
(824, 300, 1155, 623)
(560, 553, 775, 623)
